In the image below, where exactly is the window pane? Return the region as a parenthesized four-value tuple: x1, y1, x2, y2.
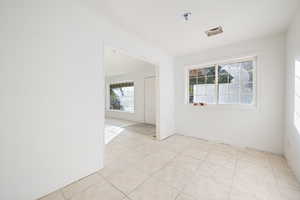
(241, 61, 254, 71)
(197, 76, 205, 84)
(189, 66, 216, 104)
(240, 61, 254, 104)
(110, 82, 134, 112)
(241, 94, 253, 104)
(241, 82, 253, 94)
(218, 64, 240, 104)
(218, 60, 254, 105)
(188, 59, 255, 105)
(189, 77, 197, 85)
(189, 69, 198, 78)
(206, 75, 216, 84)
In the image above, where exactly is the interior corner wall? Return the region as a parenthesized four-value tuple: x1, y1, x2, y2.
(284, 10, 300, 181)
(105, 70, 155, 122)
(0, 0, 175, 199)
(174, 34, 286, 154)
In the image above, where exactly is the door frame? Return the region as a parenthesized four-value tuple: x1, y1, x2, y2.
(103, 44, 160, 140)
(144, 76, 156, 125)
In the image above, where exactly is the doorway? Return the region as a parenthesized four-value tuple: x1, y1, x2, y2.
(103, 46, 159, 145)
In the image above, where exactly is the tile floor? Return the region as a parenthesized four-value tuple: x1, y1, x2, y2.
(40, 123, 300, 200)
(105, 118, 138, 144)
(125, 123, 156, 137)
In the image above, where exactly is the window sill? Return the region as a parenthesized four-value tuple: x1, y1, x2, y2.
(107, 109, 135, 114)
(187, 103, 258, 111)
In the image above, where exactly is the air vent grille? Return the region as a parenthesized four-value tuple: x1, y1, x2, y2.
(205, 26, 223, 37)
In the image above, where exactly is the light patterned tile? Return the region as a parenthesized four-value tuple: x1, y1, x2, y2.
(236, 159, 273, 177)
(232, 168, 277, 200)
(129, 177, 180, 200)
(62, 181, 85, 199)
(196, 161, 235, 186)
(152, 164, 194, 190)
(70, 181, 125, 200)
(100, 121, 300, 200)
(168, 155, 203, 172)
(159, 135, 193, 153)
(238, 148, 269, 167)
(267, 153, 289, 170)
(274, 168, 300, 190)
(106, 167, 149, 194)
(181, 146, 209, 160)
(230, 188, 265, 200)
(265, 182, 284, 200)
(39, 191, 64, 200)
(210, 143, 239, 156)
(182, 142, 212, 160)
(104, 144, 132, 164)
(79, 173, 106, 189)
(183, 175, 231, 200)
(99, 157, 136, 178)
(279, 187, 300, 200)
(175, 193, 196, 200)
(62, 174, 106, 199)
(134, 150, 176, 175)
(206, 151, 237, 169)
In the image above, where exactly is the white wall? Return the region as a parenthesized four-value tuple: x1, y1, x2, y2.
(174, 34, 285, 154)
(284, 10, 300, 181)
(0, 0, 175, 199)
(105, 70, 155, 122)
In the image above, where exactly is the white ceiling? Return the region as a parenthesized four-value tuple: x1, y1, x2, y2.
(101, 0, 300, 56)
(104, 48, 155, 76)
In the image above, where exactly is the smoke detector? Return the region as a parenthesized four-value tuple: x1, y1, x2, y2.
(205, 26, 223, 37)
(181, 11, 192, 21)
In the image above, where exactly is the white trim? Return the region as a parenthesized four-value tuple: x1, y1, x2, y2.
(184, 56, 257, 109)
(107, 109, 135, 113)
(185, 55, 257, 70)
(144, 76, 157, 124)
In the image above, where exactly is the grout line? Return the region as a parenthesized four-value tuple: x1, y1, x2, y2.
(59, 190, 67, 200)
(60, 172, 109, 200)
(119, 148, 185, 199)
(99, 173, 132, 199)
(175, 146, 212, 199)
(227, 151, 238, 200)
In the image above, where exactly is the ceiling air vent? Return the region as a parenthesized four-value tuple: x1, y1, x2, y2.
(205, 26, 223, 37)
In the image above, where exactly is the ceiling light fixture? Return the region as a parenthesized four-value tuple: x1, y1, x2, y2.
(182, 11, 192, 21)
(205, 26, 223, 37)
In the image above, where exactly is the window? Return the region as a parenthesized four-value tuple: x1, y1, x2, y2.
(188, 58, 256, 105)
(294, 60, 300, 133)
(109, 82, 134, 112)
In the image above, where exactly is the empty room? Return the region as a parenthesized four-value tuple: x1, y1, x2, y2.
(1, 0, 300, 200)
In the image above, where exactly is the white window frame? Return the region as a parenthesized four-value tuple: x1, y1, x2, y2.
(185, 56, 257, 109)
(294, 60, 300, 133)
(107, 80, 135, 113)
